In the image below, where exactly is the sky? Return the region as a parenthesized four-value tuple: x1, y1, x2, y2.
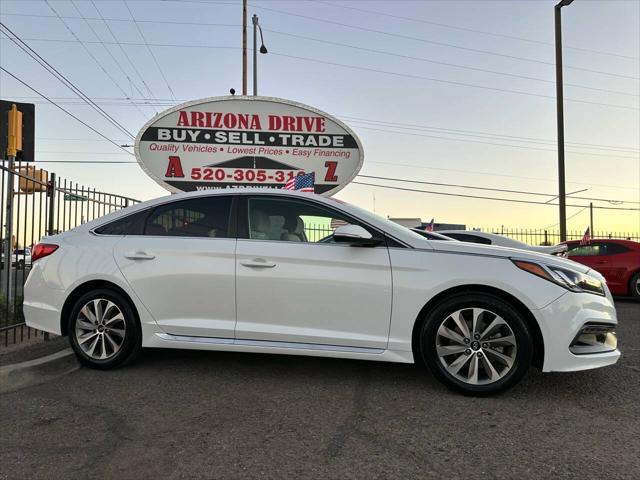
(1, 0, 639, 235)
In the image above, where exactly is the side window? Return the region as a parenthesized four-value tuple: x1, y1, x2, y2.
(567, 245, 601, 257)
(445, 233, 491, 245)
(245, 197, 373, 243)
(602, 243, 630, 255)
(94, 209, 149, 235)
(145, 196, 232, 238)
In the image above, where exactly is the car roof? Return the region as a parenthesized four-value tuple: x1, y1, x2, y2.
(564, 239, 640, 247)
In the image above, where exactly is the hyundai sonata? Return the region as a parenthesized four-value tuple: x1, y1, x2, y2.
(24, 189, 620, 394)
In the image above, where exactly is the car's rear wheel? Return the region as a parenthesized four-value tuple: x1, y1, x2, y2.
(68, 288, 141, 369)
(420, 293, 533, 395)
(630, 272, 640, 299)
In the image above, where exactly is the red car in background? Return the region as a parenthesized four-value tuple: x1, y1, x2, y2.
(563, 239, 640, 298)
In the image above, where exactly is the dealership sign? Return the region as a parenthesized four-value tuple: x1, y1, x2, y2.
(135, 96, 364, 195)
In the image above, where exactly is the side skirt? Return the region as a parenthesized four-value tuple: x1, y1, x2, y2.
(146, 332, 415, 364)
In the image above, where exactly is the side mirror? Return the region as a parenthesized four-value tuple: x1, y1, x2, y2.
(333, 224, 380, 246)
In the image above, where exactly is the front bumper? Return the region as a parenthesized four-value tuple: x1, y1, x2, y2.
(536, 290, 620, 372)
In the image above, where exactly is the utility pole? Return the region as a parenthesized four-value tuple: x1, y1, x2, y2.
(554, 0, 574, 242)
(242, 0, 247, 95)
(590, 202, 594, 237)
(4, 104, 22, 302)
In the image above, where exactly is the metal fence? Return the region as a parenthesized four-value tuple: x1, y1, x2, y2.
(476, 227, 639, 246)
(1, 158, 139, 347)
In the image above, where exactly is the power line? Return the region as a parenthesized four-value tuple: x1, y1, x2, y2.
(0, 67, 133, 155)
(348, 124, 638, 160)
(357, 175, 640, 205)
(339, 115, 639, 153)
(3, 12, 635, 98)
(0, 12, 239, 29)
(6, 5, 638, 64)
(541, 206, 589, 230)
(246, 2, 640, 81)
(38, 151, 132, 155)
(264, 29, 638, 98)
(20, 96, 639, 159)
(69, 0, 154, 117)
(45, 0, 150, 122)
(6, 34, 636, 111)
(316, 0, 639, 61)
(34, 160, 137, 164)
(123, 0, 176, 101)
(0, 22, 134, 138)
(268, 51, 639, 112)
(352, 181, 640, 211)
(15, 96, 638, 154)
(0, 22, 136, 139)
(89, 0, 159, 106)
(366, 161, 640, 192)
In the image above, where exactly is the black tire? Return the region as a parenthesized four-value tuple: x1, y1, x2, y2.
(630, 272, 640, 300)
(420, 293, 533, 396)
(68, 288, 142, 369)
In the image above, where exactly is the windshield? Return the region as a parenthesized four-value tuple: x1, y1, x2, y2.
(327, 197, 426, 243)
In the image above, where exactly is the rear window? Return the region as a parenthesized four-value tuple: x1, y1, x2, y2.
(94, 210, 148, 235)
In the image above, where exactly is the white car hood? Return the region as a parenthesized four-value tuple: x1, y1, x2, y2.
(413, 237, 591, 273)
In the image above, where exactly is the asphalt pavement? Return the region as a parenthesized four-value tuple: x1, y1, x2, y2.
(1, 301, 639, 479)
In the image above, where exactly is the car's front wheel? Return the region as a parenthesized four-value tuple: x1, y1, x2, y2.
(68, 289, 141, 369)
(420, 293, 533, 395)
(630, 272, 640, 300)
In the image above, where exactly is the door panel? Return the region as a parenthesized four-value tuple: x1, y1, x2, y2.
(234, 195, 393, 349)
(110, 194, 237, 337)
(114, 236, 237, 337)
(235, 240, 392, 348)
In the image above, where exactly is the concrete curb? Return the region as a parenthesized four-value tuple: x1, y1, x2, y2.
(0, 348, 80, 394)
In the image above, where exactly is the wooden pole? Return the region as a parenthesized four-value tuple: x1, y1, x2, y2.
(242, 0, 247, 95)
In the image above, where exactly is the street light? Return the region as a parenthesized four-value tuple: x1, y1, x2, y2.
(555, 0, 574, 242)
(252, 14, 268, 96)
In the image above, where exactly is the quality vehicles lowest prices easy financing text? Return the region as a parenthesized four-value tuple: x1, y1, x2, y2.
(24, 189, 620, 395)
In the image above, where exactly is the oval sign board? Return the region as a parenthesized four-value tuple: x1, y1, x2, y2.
(135, 96, 364, 195)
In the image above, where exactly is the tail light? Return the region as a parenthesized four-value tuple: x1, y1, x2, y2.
(31, 243, 59, 262)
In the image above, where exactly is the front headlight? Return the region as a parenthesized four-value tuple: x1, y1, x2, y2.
(512, 259, 605, 296)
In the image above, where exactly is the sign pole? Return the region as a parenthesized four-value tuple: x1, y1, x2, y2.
(4, 104, 22, 303)
(3, 154, 15, 302)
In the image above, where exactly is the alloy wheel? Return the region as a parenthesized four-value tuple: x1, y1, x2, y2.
(74, 298, 126, 360)
(435, 308, 517, 385)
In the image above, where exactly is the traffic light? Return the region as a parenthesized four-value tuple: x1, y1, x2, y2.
(1, 100, 35, 162)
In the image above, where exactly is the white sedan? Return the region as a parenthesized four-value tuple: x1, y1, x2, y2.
(24, 189, 619, 395)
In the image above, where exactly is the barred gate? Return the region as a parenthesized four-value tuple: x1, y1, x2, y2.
(478, 227, 640, 245)
(1, 159, 139, 347)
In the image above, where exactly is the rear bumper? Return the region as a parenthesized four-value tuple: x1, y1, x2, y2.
(537, 290, 620, 372)
(23, 263, 65, 335)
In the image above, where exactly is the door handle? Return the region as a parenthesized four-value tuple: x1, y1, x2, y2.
(124, 251, 156, 260)
(240, 258, 276, 268)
